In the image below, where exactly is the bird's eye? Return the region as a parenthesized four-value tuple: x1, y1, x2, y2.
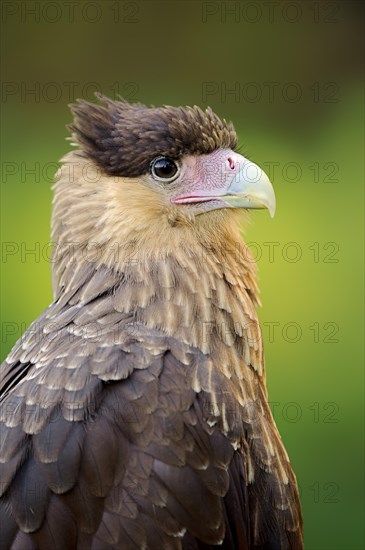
(150, 156, 180, 183)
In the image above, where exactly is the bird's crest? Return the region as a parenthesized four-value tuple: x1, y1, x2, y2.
(69, 94, 237, 177)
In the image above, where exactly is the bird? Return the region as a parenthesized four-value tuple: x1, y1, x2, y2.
(0, 96, 303, 549)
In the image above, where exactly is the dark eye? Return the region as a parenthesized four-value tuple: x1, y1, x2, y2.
(150, 156, 180, 182)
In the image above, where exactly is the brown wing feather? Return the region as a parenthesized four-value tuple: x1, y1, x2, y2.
(1, 260, 303, 549)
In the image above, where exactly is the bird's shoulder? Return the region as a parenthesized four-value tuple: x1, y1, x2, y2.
(0, 288, 246, 548)
(0, 262, 302, 549)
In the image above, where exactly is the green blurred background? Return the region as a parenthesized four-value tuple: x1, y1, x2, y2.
(1, 1, 364, 548)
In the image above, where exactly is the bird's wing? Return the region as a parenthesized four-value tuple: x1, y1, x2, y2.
(0, 270, 302, 549)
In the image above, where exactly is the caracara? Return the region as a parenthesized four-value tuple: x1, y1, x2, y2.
(0, 96, 303, 549)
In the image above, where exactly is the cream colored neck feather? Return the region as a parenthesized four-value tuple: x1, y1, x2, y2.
(51, 152, 263, 376)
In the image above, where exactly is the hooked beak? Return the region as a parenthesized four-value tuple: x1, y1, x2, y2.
(223, 156, 276, 217)
(172, 152, 276, 217)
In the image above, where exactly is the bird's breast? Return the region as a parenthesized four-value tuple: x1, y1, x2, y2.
(109, 253, 264, 379)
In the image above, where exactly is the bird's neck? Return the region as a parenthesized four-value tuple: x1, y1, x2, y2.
(51, 152, 263, 375)
(51, 226, 263, 377)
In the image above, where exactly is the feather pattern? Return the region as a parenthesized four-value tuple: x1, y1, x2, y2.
(1, 243, 303, 548)
(1, 99, 302, 548)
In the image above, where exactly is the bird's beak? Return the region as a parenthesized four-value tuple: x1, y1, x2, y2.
(173, 152, 276, 217)
(222, 156, 276, 218)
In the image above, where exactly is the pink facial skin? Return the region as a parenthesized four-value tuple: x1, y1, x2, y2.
(145, 148, 275, 217)
(171, 149, 244, 204)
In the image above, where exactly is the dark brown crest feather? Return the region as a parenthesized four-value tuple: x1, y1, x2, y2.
(69, 94, 238, 177)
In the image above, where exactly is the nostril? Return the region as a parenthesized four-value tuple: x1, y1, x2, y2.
(227, 156, 235, 170)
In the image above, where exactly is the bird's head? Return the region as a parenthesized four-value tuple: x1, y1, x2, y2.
(52, 96, 275, 277)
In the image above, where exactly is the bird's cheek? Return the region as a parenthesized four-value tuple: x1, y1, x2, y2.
(179, 151, 240, 195)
